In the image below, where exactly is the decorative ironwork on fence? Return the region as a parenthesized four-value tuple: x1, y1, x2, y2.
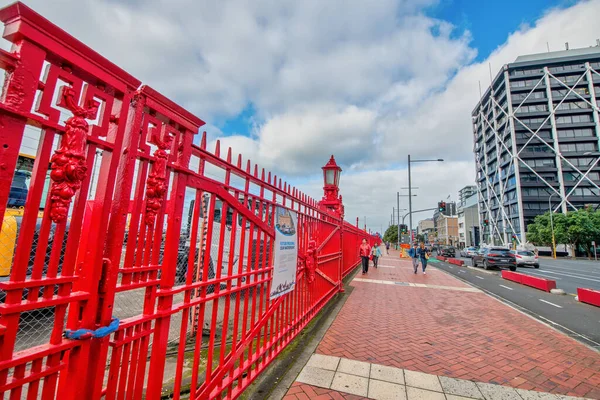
(0, 3, 377, 399)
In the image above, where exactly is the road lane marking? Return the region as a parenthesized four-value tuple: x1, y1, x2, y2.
(499, 285, 514, 290)
(476, 276, 484, 280)
(538, 265, 600, 276)
(539, 299, 563, 308)
(528, 270, 600, 283)
(525, 271, 562, 280)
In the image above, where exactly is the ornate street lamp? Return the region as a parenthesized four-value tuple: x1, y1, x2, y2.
(319, 155, 344, 218)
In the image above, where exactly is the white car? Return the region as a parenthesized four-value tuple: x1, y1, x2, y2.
(510, 250, 540, 268)
(460, 247, 478, 258)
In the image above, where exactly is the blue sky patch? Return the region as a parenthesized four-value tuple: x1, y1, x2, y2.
(428, 0, 575, 62)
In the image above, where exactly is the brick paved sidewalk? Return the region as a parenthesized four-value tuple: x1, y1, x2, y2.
(284, 251, 600, 399)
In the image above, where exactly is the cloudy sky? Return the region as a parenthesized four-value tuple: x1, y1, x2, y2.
(12, 0, 600, 234)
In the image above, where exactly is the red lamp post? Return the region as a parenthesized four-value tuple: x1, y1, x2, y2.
(319, 155, 344, 218)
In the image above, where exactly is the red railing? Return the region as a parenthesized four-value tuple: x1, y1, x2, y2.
(0, 3, 378, 399)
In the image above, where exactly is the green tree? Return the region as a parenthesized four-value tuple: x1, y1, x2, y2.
(383, 225, 398, 244)
(563, 208, 600, 257)
(526, 208, 600, 258)
(416, 234, 425, 243)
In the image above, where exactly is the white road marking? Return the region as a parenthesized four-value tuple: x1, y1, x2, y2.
(529, 270, 600, 283)
(525, 271, 562, 280)
(499, 285, 514, 290)
(539, 265, 600, 276)
(539, 299, 563, 308)
(353, 278, 481, 293)
(476, 276, 484, 280)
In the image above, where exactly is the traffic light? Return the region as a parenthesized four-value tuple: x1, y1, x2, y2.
(483, 219, 489, 226)
(438, 201, 446, 212)
(400, 224, 408, 234)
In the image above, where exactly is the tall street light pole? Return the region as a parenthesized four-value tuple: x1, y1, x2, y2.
(408, 155, 444, 244)
(397, 192, 400, 249)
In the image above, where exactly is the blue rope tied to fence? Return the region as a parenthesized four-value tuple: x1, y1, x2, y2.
(64, 318, 120, 340)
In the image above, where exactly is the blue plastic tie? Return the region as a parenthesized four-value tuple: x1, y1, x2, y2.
(64, 318, 120, 340)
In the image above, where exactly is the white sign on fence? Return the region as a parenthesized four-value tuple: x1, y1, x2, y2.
(270, 206, 298, 299)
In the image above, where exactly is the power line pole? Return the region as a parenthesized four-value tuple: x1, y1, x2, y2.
(397, 192, 400, 249)
(408, 155, 413, 244)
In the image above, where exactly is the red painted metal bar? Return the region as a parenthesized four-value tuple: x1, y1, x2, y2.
(0, 3, 378, 399)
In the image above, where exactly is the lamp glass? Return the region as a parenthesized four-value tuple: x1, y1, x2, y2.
(325, 169, 335, 185)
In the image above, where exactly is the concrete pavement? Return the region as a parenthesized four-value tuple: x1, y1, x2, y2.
(282, 251, 600, 399)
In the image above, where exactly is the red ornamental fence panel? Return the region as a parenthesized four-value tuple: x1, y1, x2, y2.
(0, 3, 378, 399)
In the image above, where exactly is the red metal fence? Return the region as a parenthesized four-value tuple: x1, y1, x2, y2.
(0, 3, 377, 399)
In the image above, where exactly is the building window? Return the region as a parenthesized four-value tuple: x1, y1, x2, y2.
(552, 87, 589, 97)
(549, 64, 585, 73)
(516, 117, 549, 127)
(555, 114, 593, 124)
(516, 130, 552, 140)
(563, 157, 597, 167)
(521, 173, 556, 182)
(521, 158, 555, 168)
(521, 187, 554, 197)
(516, 104, 548, 113)
(512, 91, 545, 102)
(554, 74, 585, 84)
(559, 142, 597, 152)
(557, 128, 594, 138)
(568, 187, 600, 196)
(554, 101, 590, 111)
(521, 144, 551, 153)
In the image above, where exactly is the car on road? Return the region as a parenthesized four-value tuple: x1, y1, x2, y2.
(460, 247, 478, 258)
(472, 247, 516, 271)
(438, 246, 456, 258)
(510, 250, 539, 268)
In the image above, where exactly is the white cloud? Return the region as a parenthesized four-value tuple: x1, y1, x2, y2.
(11, 0, 600, 230)
(300, 161, 475, 234)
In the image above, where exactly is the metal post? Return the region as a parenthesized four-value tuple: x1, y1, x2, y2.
(549, 193, 556, 259)
(397, 192, 400, 248)
(408, 155, 413, 244)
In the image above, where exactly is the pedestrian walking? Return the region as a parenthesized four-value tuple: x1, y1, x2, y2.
(418, 242, 431, 274)
(385, 241, 390, 255)
(372, 243, 382, 268)
(408, 243, 419, 274)
(359, 238, 372, 275)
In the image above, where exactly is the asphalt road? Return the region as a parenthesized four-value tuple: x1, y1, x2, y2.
(456, 255, 600, 295)
(430, 258, 600, 350)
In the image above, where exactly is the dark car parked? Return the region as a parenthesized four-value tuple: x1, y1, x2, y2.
(439, 246, 456, 257)
(472, 247, 516, 271)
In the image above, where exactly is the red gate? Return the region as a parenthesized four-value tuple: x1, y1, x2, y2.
(0, 3, 378, 399)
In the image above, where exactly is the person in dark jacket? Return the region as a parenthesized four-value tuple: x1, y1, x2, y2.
(408, 243, 419, 274)
(359, 239, 372, 275)
(417, 242, 431, 274)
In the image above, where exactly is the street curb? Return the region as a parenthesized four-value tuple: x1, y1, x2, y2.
(241, 267, 361, 400)
(433, 265, 600, 353)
